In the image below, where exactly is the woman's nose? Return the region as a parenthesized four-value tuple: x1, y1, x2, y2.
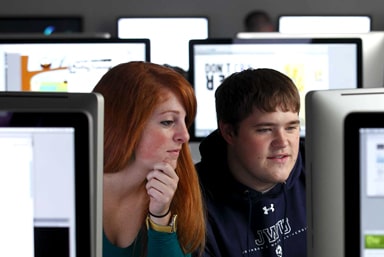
(175, 124, 190, 143)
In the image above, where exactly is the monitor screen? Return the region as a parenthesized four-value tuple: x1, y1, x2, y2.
(0, 92, 104, 257)
(189, 38, 363, 141)
(344, 112, 384, 257)
(278, 15, 371, 33)
(236, 32, 384, 89)
(0, 38, 150, 92)
(305, 88, 384, 257)
(117, 16, 209, 71)
(0, 16, 83, 35)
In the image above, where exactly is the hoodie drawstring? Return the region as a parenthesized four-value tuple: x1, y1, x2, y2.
(246, 190, 252, 257)
(281, 182, 288, 256)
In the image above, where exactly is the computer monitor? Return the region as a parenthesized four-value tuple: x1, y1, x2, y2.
(0, 91, 104, 257)
(0, 32, 112, 39)
(236, 32, 384, 89)
(344, 112, 384, 257)
(278, 15, 371, 33)
(188, 38, 362, 141)
(305, 88, 384, 257)
(0, 16, 83, 35)
(117, 16, 209, 71)
(0, 38, 150, 92)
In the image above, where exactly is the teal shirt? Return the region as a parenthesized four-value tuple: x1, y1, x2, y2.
(103, 228, 191, 257)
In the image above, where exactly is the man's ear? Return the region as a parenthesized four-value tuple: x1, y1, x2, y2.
(219, 121, 235, 145)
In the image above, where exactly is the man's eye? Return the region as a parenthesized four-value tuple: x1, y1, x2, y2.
(287, 125, 300, 131)
(256, 128, 271, 133)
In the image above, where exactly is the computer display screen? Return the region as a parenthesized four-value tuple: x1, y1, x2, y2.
(189, 38, 362, 140)
(305, 88, 384, 257)
(0, 91, 104, 257)
(236, 32, 384, 89)
(0, 125, 77, 257)
(278, 15, 371, 33)
(344, 112, 384, 257)
(0, 38, 150, 92)
(117, 17, 209, 71)
(0, 16, 83, 35)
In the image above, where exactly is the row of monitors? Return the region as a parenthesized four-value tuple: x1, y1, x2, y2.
(1, 33, 384, 140)
(3, 86, 384, 257)
(0, 15, 372, 34)
(0, 14, 374, 71)
(0, 15, 374, 68)
(0, 16, 210, 71)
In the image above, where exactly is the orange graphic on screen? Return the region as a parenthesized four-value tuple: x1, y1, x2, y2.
(21, 55, 68, 91)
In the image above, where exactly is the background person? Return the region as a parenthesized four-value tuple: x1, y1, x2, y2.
(243, 10, 276, 32)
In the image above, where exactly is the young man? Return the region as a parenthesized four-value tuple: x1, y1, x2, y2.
(195, 68, 306, 257)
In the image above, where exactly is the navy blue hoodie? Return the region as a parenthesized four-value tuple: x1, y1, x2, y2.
(194, 130, 307, 257)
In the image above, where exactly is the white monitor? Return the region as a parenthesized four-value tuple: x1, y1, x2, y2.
(0, 92, 104, 257)
(278, 15, 371, 33)
(189, 38, 362, 140)
(0, 38, 150, 92)
(117, 16, 209, 71)
(305, 88, 384, 257)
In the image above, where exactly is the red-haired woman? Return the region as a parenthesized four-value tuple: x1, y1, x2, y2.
(93, 61, 206, 257)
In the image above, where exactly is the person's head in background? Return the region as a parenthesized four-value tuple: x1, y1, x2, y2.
(244, 10, 276, 32)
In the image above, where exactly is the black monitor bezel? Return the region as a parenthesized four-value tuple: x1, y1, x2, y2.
(344, 112, 384, 256)
(0, 111, 92, 257)
(0, 91, 104, 257)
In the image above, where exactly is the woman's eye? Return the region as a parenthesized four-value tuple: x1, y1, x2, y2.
(161, 120, 174, 126)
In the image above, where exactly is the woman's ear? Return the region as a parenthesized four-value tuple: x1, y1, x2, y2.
(219, 121, 235, 145)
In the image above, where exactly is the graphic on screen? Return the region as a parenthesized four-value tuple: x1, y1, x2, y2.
(0, 40, 149, 92)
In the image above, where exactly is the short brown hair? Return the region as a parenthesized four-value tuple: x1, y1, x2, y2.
(215, 68, 300, 128)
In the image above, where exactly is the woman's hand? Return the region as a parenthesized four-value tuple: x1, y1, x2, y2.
(146, 161, 179, 224)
